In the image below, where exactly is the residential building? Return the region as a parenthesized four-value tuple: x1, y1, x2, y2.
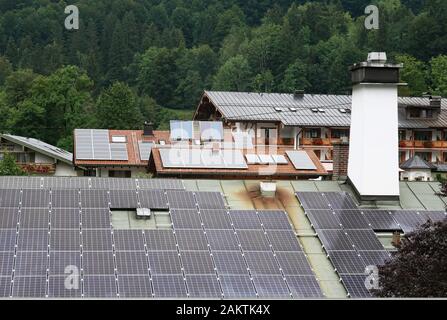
(0, 134, 76, 176)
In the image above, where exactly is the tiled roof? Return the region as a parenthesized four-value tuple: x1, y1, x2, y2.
(0, 134, 72, 164)
(74, 130, 170, 166)
(203, 91, 447, 128)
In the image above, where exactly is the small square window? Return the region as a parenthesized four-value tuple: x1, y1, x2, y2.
(111, 136, 127, 143)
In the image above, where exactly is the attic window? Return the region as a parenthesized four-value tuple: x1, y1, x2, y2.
(339, 108, 347, 113)
(311, 108, 319, 113)
(111, 136, 126, 143)
(274, 107, 284, 112)
(318, 109, 326, 113)
(289, 107, 297, 112)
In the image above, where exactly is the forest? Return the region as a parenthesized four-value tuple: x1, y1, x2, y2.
(0, 0, 447, 151)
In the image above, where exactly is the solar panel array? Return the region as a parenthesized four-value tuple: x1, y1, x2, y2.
(286, 151, 317, 170)
(296, 191, 447, 298)
(74, 129, 128, 161)
(0, 181, 322, 299)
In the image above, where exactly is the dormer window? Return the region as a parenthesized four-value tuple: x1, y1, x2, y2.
(407, 108, 435, 119)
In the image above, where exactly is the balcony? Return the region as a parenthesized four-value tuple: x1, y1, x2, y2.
(300, 138, 332, 146)
(399, 140, 447, 149)
(19, 163, 56, 174)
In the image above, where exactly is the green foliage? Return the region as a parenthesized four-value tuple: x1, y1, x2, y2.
(0, 56, 12, 86)
(0, 152, 26, 176)
(430, 55, 447, 97)
(396, 54, 428, 96)
(213, 55, 252, 91)
(96, 82, 143, 130)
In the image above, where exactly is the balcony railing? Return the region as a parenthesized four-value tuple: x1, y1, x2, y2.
(18, 163, 56, 174)
(399, 140, 447, 148)
(300, 138, 332, 146)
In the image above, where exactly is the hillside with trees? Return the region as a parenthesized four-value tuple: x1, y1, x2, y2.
(0, 0, 447, 150)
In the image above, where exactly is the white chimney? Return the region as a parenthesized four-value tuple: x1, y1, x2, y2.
(347, 52, 403, 201)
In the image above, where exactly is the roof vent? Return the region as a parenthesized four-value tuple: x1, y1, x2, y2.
(293, 90, 305, 99)
(274, 107, 284, 112)
(143, 121, 154, 136)
(367, 52, 387, 65)
(311, 108, 319, 113)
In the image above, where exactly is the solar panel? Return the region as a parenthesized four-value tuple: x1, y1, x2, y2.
(0, 252, 14, 276)
(110, 143, 128, 161)
(0, 189, 21, 207)
(51, 190, 80, 208)
(212, 251, 248, 275)
(327, 251, 366, 275)
(258, 210, 291, 230)
(0, 230, 17, 252)
(92, 129, 111, 160)
(81, 209, 111, 229)
(50, 229, 80, 251)
(21, 189, 50, 208)
(180, 251, 215, 275)
(392, 210, 429, 233)
(221, 149, 248, 169)
(171, 209, 202, 229)
(175, 230, 209, 251)
(275, 252, 313, 275)
(12, 276, 46, 298)
(118, 275, 152, 298)
(324, 192, 357, 210)
(170, 120, 194, 140)
(200, 121, 224, 141)
(185, 275, 222, 298)
(80, 190, 109, 208)
(244, 251, 281, 275)
(45, 177, 90, 190)
(74, 129, 94, 159)
(336, 211, 370, 229)
(233, 131, 253, 149)
(363, 210, 400, 231)
(17, 229, 48, 251)
(317, 230, 354, 250)
(258, 154, 275, 164)
(81, 229, 113, 251)
(51, 208, 80, 229)
(206, 230, 240, 251)
(145, 230, 177, 251)
(252, 275, 291, 299)
(359, 250, 391, 267)
(15, 251, 48, 276)
(342, 274, 373, 298)
(109, 190, 138, 209)
(286, 275, 323, 298)
(138, 142, 154, 161)
(200, 209, 232, 229)
(82, 251, 115, 275)
(83, 275, 117, 298)
(49, 251, 81, 276)
(195, 192, 226, 209)
(147, 251, 182, 275)
(306, 210, 341, 229)
(114, 230, 145, 252)
(0, 277, 11, 297)
(152, 275, 187, 298)
(19, 208, 49, 229)
(267, 230, 302, 252)
(0, 208, 19, 229)
(271, 154, 288, 165)
(425, 211, 446, 223)
(237, 230, 271, 251)
(166, 191, 197, 209)
(138, 190, 168, 210)
(296, 192, 330, 210)
(245, 154, 260, 164)
(48, 276, 81, 298)
(345, 229, 385, 251)
(286, 150, 317, 170)
(229, 210, 262, 230)
(220, 275, 256, 299)
(115, 251, 149, 275)
(137, 179, 184, 191)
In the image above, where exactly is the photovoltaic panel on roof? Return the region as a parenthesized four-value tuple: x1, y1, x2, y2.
(244, 251, 281, 275)
(325, 192, 358, 210)
(213, 251, 248, 275)
(286, 151, 317, 170)
(306, 210, 341, 230)
(391, 210, 429, 233)
(317, 229, 354, 251)
(275, 252, 313, 275)
(258, 154, 275, 164)
(151, 275, 187, 298)
(200, 209, 232, 229)
(345, 229, 384, 251)
(271, 154, 288, 165)
(252, 275, 291, 299)
(83, 275, 117, 298)
(336, 210, 370, 229)
(286, 275, 323, 298)
(233, 132, 253, 149)
(186, 275, 222, 298)
(199, 121, 224, 141)
(296, 192, 331, 210)
(180, 251, 215, 275)
(206, 229, 240, 251)
(74, 129, 94, 159)
(258, 210, 291, 230)
(92, 129, 111, 160)
(327, 250, 366, 275)
(170, 121, 194, 140)
(245, 154, 260, 164)
(117, 275, 152, 298)
(110, 143, 128, 161)
(220, 275, 257, 299)
(342, 275, 373, 298)
(358, 250, 391, 267)
(48, 276, 82, 298)
(195, 192, 226, 209)
(0, 208, 18, 229)
(362, 210, 400, 231)
(138, 142, 154, 161)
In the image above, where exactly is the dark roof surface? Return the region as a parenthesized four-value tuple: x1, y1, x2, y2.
(400, 155, 436, 170)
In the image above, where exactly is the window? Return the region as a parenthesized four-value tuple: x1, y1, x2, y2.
(399, 130, 406, 141)
(109, 170, 131, 178)
(304, 129, 321, 139)
(414, 131, 432, 141)
(111, 136, 126, 143)
(415, 152, 431, 162)
(83, 169, 96, 177)
(408, 108, 435, 119)
(408, 109, 421, 118)
(331, 129, 349, 139)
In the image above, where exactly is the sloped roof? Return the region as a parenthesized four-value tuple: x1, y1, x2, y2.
(0, 134, 72, 164)
(202, 91, 447, 128)
(400, 155, 436, 170)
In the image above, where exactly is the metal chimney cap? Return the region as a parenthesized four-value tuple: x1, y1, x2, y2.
(367, 52, 387, 64)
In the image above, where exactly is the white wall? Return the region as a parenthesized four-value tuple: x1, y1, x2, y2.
(348, 84, 400, 197)
(54, 162, 78, 177)
(400, 169, 432, 182)
(34, 152, 55, 164)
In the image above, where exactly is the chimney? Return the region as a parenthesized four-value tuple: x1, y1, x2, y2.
(347, 52, 402, 201)
(143, 121, 154, 136)
(430, 96, 442, 109)
(332, 140, 349, 181)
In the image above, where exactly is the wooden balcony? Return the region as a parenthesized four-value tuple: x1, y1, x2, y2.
(399, 140, 447, 149)
(19, 163, 56, 174)
(300, 138, 332, 146)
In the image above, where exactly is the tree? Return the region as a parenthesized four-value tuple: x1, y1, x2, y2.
(396, 54, 428, 96)
(107, 21, 127, 83)
(0, 56, 12, 86)
(213, 55, 252, 91)
(280, 59, 310, 93)
(372, 220, 447, 297)
(0, 152, 26, 176)
(96, 82, 143, 129)
(4, 69, 36, 106)
(430, 55, 447, 97)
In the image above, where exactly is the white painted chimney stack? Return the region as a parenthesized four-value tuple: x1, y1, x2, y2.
(347, 52, 403, 201)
